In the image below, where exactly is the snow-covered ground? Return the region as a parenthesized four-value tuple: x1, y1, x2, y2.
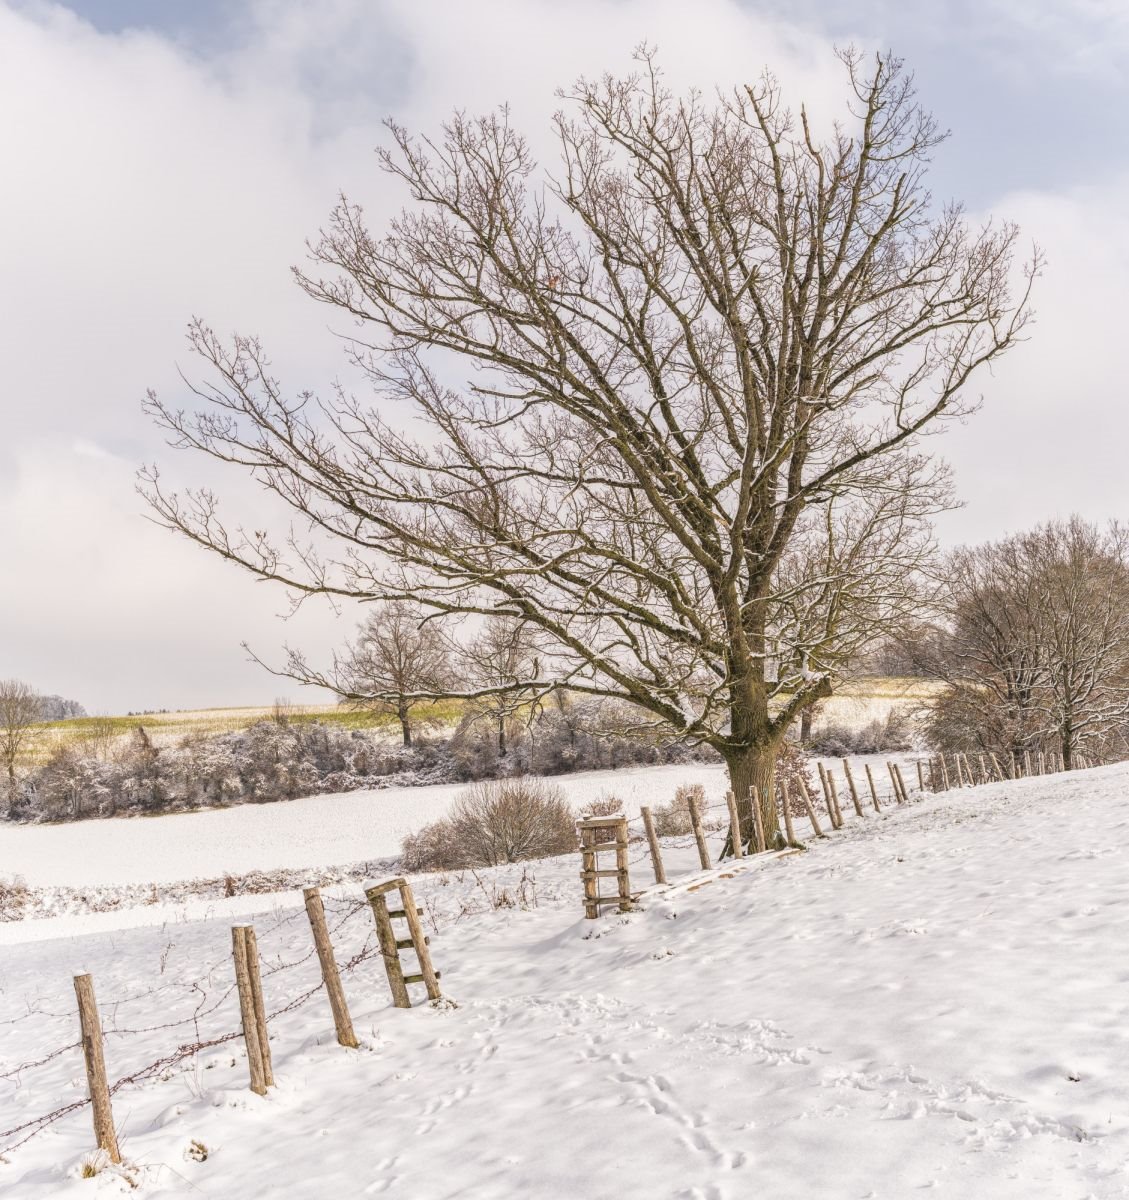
(0, 762, 732, 890)
(2, 762, 1127, 1197)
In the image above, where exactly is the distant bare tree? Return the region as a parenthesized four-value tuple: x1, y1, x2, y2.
(457, 618, 541, 757)
(143, 50, 1035, 841)
(0, 679, 42, 811)
(274, 604, 452, 746)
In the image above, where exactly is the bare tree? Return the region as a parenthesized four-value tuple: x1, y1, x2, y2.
(142, 50, 1035, 840)
(0, 679, 42, 812)
(457, 618, 541, 757)
(351, 605, 451, 745)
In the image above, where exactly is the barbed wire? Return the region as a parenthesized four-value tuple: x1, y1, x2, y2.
(0, 755, 1092, 1160)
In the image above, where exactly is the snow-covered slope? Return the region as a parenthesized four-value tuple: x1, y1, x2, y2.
(3, 764, 1128, 1197)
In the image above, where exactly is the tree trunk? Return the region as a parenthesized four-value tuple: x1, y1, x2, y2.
(726, 743, 780, 847)
(398, 705, 412, 747)
(497, 715, 507, 758)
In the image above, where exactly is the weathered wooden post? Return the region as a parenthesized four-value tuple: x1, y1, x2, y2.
(749, 786, 767, 853)
(916, 760, 926, 792)
(688, 796, 712, 869)
(797, 774, 824, 837)
(640, 806, 667, 885)
(1024, 749, 1033, 777)
(939, 756, 951, 790)
(892, 764, 909, 805)
(977, 754, 988, 785)
(886, 762, 903, 804)
(365, 884, 412, 1005)
(303, 887, 359, 1049)
(842, 760, 864, 817)
(780, 781, 798, 847)
(73, 974, 121, 1164)
(243, 925, 274, 1086)
(989, 752, 1004, 782)
(232, 927, 270, 1094)
(864, 762, 881, 812)
(724, 790, 745, 858)
(817, 763, 840, 829)
(827, 773, 846, 824)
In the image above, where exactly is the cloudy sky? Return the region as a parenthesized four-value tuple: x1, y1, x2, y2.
(2, 0, 1127, 713)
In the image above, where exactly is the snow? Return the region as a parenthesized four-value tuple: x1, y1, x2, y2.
(4, 762, 1129, 1197)
(1, 763, 729, 889)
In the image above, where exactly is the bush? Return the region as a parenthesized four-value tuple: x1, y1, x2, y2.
(807, 707, 915, 757)
(651, 782, 702, 836)
(401, 778, 577, 871)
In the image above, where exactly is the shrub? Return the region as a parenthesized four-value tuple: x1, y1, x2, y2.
(652, 782, 701, 836)
(402, 778, 577, 871)
(807, 707, 915, 757)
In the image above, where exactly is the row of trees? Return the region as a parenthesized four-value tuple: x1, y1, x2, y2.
(916, 517, 1129, 768)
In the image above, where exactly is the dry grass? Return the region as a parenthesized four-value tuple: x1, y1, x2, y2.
(19, 698, 466, 766)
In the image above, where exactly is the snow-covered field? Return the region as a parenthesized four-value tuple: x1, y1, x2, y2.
(1, 762, 731, 890)
(2, 761, 1128, 1197)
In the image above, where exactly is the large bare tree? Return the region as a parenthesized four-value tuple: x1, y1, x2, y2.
(143, 50, 1034, 839)
(0, 679, 42, 812)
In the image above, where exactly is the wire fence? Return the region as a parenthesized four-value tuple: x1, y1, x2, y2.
(1, 749, 1100, 1162)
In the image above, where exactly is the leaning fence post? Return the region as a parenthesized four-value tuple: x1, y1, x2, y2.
(817, 763, 840, 829)
(864, 762, 881, 812)
(916, 761, 925, 792)
(780, 781, 798, 847)
(640, 806, 667, 885)
(892, 764, 909, 805)
(842, 760, 864, 817)
(797, 774, 824, 836)
(303, 887, 359, 1049)
(749, 786, 767, 852)
(73, 974, 121, 1164)
(232, 927, 269, 1095)
(886, 762, 904, 804)
(827, 773, 846, 825)
(688, 796, 712, 870)
(939, 756, 951, 790)
(724, 789, 745, 859)
(366, 885, 413, 1003)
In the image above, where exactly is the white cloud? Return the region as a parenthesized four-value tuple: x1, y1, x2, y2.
(0, 0, 846, 710)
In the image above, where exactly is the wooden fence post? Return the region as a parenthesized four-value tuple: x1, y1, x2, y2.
(303, 887, 359, 1049)
(688, 796, 712, 870)
(989, 752, 1003, 782)
(1024, 749, 1033, 777)
(916, 760, 925, 792)
(864, 762, 881, 812)
(797, 774, 824, 836)
(886, 762, 904, 804)
(243, 925, 274, 1087)
(817, 763, 840, 829)
(780, 781, 798, 847)
(842, 760, 864, 817)
(892, 764, 909, 805)
(827, 773, 846, 825)
(749, 786, 767, 853)
(232, 927, 270, 1095)
(939, 756, 950, 790)
(73, 974, 121, 1164)
(724, 790, 745, 858)
(640, 806, 667, 885)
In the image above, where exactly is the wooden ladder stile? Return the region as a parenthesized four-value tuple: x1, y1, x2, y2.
(578, 816, 633, 919)
(366, 878, 443, 1007)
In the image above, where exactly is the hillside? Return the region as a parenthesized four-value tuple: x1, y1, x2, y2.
(2, 763, 1126, 1197)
